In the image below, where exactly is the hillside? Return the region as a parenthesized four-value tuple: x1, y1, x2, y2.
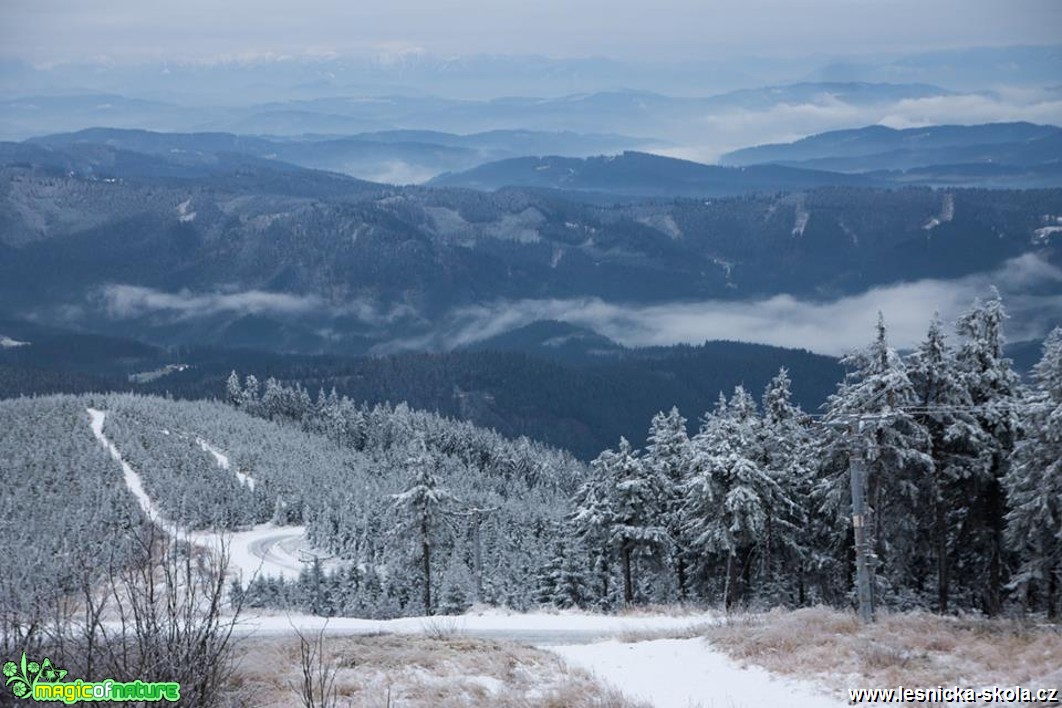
(720, 122, 1062, 188)
(428, 151, 877, 196)
(0, 319, 844, 460)
(2, 146, 1059, 356)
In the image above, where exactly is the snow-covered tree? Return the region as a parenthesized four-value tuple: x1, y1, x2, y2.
(685, 387, 793, 608)
(391, 438, 458, 614)
(757, 369, 813, 605)
(644, 407, 692, 600)
(608, 437, 668, 605)
(954, 292, 1024, 615)
(1004, 327, 1062, 618)
(907, 315, 985, 612)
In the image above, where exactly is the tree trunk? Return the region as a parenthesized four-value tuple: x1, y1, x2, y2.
(622, 541, 634, 606)
(1047, 560, 1058, 621)
(676, 555, 688, 602)
(983, 475, 1004, 616)
(421, 519, 432, 615)
(724, 551, 737, 611)
(933, 468, 950, 614)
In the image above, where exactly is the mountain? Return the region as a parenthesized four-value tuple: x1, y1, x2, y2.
(2, 142, 1060, 355)
(429, 151, 878, 196)
(1, 82, 959, 148)
(460, 320, 627, 363)
(29, 127, 661, 184)
(720, 122, 1062, 172)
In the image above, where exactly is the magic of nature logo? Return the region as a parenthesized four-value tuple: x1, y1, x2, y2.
(4, 652, 180, 703)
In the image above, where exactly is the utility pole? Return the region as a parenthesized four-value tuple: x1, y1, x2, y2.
(848, 422, 875, 623)
(824, 415, 878, 623)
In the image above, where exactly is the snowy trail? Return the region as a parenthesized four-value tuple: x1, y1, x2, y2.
(196, 436, 256, 490)
(551, 637, 847, 708)
(88, 408, 167, 525)
(86, 408, 319, 581)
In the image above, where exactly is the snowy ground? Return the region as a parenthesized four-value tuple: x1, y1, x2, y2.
(241, 606, 717, 643)
(553, 637, 846, 708)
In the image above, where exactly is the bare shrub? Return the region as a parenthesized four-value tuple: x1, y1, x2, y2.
(289, 622, 340, 708)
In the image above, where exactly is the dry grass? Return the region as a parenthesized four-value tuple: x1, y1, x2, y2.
(615, 623, 716, 643)
(705, 606, 1062, 701)
(223, 632, 649, 707)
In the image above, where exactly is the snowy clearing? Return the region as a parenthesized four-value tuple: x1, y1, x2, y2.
(551, 637, 845, 708)
(196, 435, 257, 490)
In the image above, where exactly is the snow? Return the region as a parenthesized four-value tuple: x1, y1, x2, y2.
(196, 436, 257, 490)
(923, 193, 954, 231)
(552, 637, 846, 708)
(0, 335, 29, 348)
(1033, 225, 1062, 244)
(88, 407, 166, 525)
(240, 607, 717, 639)
(176, 198, 197, 222)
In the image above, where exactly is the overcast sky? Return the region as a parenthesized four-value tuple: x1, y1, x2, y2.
(2, 0, 1059, 65)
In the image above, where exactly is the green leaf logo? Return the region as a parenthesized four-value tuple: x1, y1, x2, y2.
(4, 652, 67, 700)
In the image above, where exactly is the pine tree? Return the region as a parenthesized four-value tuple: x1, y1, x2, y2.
(1004, 327, 1062, 618)
(907, 315, 985, 612)
(571, 447, 618, 607)
(225, 371, 243, 407)
(608, 437, 668, 605)
(954, 293, 1024, 615)
(684, 387, 793, 608)
(644, 407, 691, 600)
(758, 369, 812, 605)
(391, 438, 458, 615)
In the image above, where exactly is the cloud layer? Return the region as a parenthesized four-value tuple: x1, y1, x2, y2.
(405, 254, 1062, 355)
(97, 285, 415, 326)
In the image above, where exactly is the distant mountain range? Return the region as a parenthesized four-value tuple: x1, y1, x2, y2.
(25, 127, 661, 184)
(720, 122, 1062, 188)
(428, 151, 878, 197)
(0, 81, 966, 146)
(1, 131, 1059, 356)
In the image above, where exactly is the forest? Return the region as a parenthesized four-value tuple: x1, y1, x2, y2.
(3, 294, 1059, 643)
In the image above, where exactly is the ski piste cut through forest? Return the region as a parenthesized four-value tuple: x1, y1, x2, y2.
(1, 293, 1060, 632)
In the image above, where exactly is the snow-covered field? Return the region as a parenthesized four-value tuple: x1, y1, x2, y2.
(553, 637, 845, 708)
(234, 609, 848, 707)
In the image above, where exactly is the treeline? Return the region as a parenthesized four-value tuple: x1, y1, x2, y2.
(542, 296, 1061, 618)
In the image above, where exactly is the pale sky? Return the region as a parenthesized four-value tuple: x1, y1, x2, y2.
(2, 0, 1059, 65)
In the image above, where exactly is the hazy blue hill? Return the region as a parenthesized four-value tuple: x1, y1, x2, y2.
(29, 127, 659, 183)
(721, 122, 1062, 170)
(429, 151, 876, 196)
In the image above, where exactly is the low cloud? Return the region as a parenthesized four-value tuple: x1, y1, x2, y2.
(97, 284, 415, 326)
(413, 254, 1062, 356)
(100, 285, 324, 320)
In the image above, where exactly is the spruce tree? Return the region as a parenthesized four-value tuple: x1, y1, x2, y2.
(1004, 327, 1062, 618)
